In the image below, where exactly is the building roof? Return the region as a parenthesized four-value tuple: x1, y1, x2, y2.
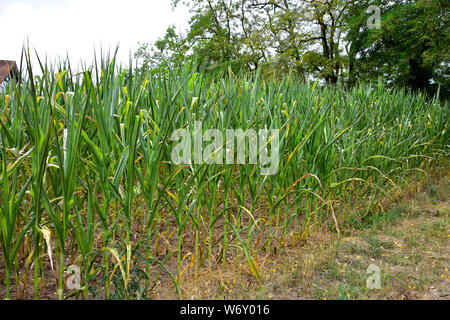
(0, 60, 19, 85)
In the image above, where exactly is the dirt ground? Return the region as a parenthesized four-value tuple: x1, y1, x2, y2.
(154, 174, 449, 300)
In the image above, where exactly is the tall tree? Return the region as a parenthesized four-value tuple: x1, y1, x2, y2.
(346, 0, 449, 95)
(137, 0, 449, 95)
(299, 0, 357, 84)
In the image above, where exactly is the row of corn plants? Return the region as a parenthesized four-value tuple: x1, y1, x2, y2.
(0, 50, 448, 299)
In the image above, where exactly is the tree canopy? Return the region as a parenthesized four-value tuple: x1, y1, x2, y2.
(135, 0, 449, 97)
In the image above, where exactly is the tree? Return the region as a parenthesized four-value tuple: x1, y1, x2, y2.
(135, 25, 189, 72)
(167, 0, 357, 83)
(299, 0, 357, 84)
(137, 0, 449, 96)
(345, 0, 450, 96)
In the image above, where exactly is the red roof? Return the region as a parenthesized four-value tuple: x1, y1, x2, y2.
(0, 60, 19, 85)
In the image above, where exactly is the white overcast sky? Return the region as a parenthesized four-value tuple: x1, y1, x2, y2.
(0, 0, 190, 68)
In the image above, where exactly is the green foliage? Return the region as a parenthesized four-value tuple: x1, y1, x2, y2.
(0, 51, 448, 299)
(137, 0, 449, 95)
(345, 0, 449, 96)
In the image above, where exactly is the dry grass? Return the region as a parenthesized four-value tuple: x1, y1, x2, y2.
(153, 172, 449, 300)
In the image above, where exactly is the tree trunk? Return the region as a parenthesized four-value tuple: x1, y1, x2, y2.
(408, 56, 432, 92)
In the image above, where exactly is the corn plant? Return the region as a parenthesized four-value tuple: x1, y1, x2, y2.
(0, 49, 448, 300)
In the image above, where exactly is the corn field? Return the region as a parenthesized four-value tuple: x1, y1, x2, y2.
(0, 51, 449, 299)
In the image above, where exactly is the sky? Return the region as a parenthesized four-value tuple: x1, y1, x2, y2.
(0, 0, 190, 68)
